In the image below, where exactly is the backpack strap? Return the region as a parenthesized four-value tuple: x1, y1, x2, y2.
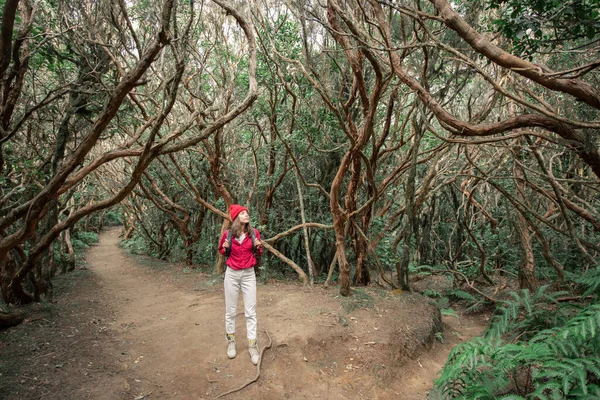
(225, 229, 233, 258)
(249, 228, 257, 254)
(226, 229, 257, 257)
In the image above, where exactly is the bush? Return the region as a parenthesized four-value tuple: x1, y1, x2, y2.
(74, 231, 99, 246)
(102, 210, 123, 226)
(121, 236, 148, 255)
(435, 282, 600, 399)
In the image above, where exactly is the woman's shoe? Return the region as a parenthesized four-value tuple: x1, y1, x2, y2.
(248, 339, 259, 365)
(226, 333, 236, 359)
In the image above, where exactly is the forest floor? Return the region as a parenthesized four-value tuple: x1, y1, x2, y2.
(1, 228, 490, 399)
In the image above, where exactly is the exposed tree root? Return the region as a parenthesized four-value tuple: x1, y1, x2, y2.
(0, 312, 24, 330)
(216, 330, 273, 398)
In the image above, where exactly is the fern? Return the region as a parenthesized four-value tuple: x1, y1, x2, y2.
(449, 289, 478, 302)
(527, 304, 600, 398)
(435, 294, 600, 399)
(485, 285, 573, 341)
(568, 383, 600, 399)
(531, 304, 600, 355)
(528, 381, 563, 400)
(574, 267, 600, 297)
(436, 337, 511, 398)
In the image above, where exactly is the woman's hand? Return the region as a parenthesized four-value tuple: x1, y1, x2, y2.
(223, 239, 230, 249)
(254, 239, 262, 248)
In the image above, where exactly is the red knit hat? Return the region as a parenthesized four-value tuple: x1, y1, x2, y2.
(229, 204, 248, 221)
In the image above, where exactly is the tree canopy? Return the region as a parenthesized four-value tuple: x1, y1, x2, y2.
(0, 0, 598, 306)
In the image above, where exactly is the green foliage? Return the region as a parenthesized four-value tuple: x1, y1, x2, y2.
(74, 231, 99, 246)
(436, 297, 450, 309)
(102, 210, 123, 227)
(436, 331, 445, 343)
(192, 239, 217, 267)
(373, 232, 399, 270)
(485, 285, 574, 341)
(423, 288, 453, 309)
(575, 268, 600, 297)
(409, 264, 437, 277)
(53, 242, 72, 270)
(441, 308, 458, 318)
(424, 289, 442, 298)
(121, 236, 148, 256)
(70, 231, 99, 252)
(487, 0, 600, 56)
(69, 239, 88, 252)
(449, 289, 478, 302)
(435, 281, 600, 399)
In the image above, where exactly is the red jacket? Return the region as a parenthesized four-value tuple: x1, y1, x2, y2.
(218, 228, 263, 270)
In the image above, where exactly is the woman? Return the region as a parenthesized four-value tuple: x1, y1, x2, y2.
(218, 204, 263, 365)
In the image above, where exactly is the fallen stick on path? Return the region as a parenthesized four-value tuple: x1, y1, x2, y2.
(216, 331, 273, 399)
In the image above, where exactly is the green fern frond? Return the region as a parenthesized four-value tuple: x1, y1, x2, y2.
(535, 334, 578, 357)
(569, 383, 600, 398)
(486, 286, 574, 341)
(522, 289, 533, 315)
(529, 381, 563, 400)
(436, 337, 505, 398)
(576, 364, 588, 395)
(449, 289, 478, 302)
(437, 299, 600, 399)
(588, 315, 596, 339)
(533, 355, 600, 396)
(558, 304, 600, 344)
(575, 267, 600, 297)
(586, 359, 600, 379)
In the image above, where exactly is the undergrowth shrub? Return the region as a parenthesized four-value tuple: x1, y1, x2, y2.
(71, 231, 99, 251)
(435, 271, 600, 399)
(121, 235, 148, 255)
(102, 210, 123, 226)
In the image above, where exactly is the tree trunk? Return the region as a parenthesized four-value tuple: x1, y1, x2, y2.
(330, 152, 352, 296)
(324, 250, 337, 288)
(448, 186, 464, 265)
(516, 213, 535, 291)
(513, 156, 536, 290)
(0, 250, 32, 304)
(63, 229, 76, 273)
(418, 196, 436, 265)
(397, 118, 423, 290)
(295, 173, 314, 285)
(124, 217, 135, 240)
(184, 238, 193, 266)
(44, 246, 55, 303)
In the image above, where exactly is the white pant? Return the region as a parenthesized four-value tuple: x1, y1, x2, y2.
(224, 267, 257, 340)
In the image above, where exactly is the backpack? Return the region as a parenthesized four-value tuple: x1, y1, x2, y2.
(225, 228, 258, 258)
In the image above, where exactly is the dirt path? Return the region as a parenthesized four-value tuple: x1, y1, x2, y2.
(1, 229, 488, 399)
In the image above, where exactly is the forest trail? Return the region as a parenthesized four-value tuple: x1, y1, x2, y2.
(2, 229, 488, 399)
